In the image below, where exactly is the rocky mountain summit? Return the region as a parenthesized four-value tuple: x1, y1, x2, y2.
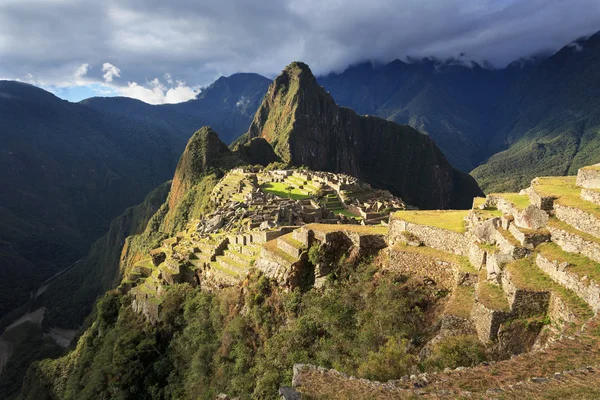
(244, 62, 482, 209)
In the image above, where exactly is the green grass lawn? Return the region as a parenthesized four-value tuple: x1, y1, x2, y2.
(392, 210, 469, 233)
(581, 164, 600, 171)
(533, 176, 600, 219)
(261, 182, 311, 200)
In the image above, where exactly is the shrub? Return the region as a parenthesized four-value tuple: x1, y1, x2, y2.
(423, 335, 487, 371)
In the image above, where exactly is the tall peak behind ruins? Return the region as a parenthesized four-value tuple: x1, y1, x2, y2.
(246, 61, 483, 209)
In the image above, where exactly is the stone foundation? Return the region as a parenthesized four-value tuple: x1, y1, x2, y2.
(471, 301, 510, 342)
(529, 183, 557, 211)
(501, 269, 551, 318)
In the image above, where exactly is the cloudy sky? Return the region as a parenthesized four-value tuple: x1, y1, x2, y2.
(1, 0, 599, 104)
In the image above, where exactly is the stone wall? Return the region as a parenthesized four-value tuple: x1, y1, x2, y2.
(501, 269, 551, 318)
(252, 226, 296, 243)
(388, 247, 456, 289)
(471, 301, 510, 342)
(581, 188, 600, 206)
(536, 253, 600, 312)
(389, 217, 469, 256)
(548, 225, 600, 263)
(468, 242, 487, 271)
(554, 204, 600, 238)
(529, 184, 557, 211)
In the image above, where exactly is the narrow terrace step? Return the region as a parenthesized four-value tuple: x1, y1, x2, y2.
(277, 233, 305, 259)
(206, 262, 242, 286)
(546, 218, 600, 263)
(507, 223, 551, 249)
(262, 239, 298, 266)
(536, 242, 600, 312)
(224, 249, 254, 267)
(533, 176, 600, 238)
(241, 244, 262, 257)
(215, 257, 247, 276)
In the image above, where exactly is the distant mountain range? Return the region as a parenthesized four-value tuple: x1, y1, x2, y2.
(2, 30, 600, 324)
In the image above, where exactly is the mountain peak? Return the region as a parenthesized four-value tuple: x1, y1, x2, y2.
(168, 127, 239, 210)
(246, 61, 482, 208)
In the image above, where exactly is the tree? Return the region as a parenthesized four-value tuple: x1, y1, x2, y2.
(285, 185, 294, 198)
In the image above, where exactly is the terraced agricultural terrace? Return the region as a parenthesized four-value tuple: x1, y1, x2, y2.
(119, 163, 600, 398)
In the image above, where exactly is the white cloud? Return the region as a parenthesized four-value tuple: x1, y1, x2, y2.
(74, 63, 90, 80)
(102, 62, 121, 82)
(1, 0, 599, 101)
(118, 77, 197, 104)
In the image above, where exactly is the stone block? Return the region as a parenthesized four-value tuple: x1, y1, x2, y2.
(576, 164, 600, 189)
(468, 242, 487, 271)
(513, 205, 549, 230)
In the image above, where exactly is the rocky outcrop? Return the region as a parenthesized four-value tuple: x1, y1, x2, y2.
(246, 62, 483, 209)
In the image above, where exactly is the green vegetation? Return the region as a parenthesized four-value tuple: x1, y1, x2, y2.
(445, 286, 475, 319)
(533, 177, 600, 219)
(538, 242, 600, 283)
(477, 280, 510, 312)
(261, 182, 310, 200)
(393, 210, 468, 233)
(23, 259, 449, 399)
(422, 335, 487, 371)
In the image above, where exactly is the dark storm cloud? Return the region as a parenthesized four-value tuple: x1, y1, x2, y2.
(1, 0, 599, 102)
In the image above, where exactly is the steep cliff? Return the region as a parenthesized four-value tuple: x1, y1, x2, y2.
(246, 62, 482, 209)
